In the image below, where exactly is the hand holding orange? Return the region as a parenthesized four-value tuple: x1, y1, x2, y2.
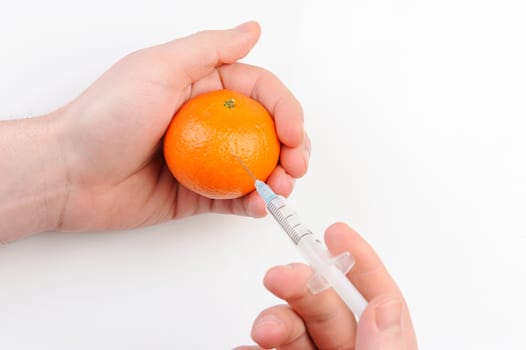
(30, 22, 309, 234)
(163, 89, 280, 199)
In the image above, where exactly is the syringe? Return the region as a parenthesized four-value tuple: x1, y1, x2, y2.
(253, 179, 368, 318)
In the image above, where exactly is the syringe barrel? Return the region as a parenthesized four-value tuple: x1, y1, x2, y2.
(265, 196, 338, 267)
(296, 234, 334, 267)
(264, 195, 313, 245)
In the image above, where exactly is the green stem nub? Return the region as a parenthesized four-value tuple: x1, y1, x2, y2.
(224, 98, 236, 109)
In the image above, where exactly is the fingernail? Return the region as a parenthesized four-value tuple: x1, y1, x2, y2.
(303, 149, 310, 169)
(375, 299, 402, 333)
(304, 133, 311, 155)
(254, 314, 283, 330)
(234, 21, 254, 32)
(303, 133, 311, 170)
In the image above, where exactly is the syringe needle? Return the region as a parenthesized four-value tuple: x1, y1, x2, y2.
(233, 155, 257, 182)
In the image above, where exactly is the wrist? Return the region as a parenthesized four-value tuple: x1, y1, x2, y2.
(0, 113, 70, 241)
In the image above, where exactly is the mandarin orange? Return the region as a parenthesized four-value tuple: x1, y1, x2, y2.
(163, 89, 280, 199)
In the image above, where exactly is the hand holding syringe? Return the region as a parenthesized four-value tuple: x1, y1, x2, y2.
(237, 158, 368, 318)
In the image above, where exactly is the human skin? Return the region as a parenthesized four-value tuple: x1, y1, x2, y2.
(0, 22, 417, 349)
(235, 223, 419, 350)
(0, 22, 309, 242)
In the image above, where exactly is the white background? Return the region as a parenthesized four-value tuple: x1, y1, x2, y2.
(1, 1, 525, 349)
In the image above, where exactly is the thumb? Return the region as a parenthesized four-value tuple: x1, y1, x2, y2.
(159, 21, 261, 85)
(355, 294, 418, 350)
